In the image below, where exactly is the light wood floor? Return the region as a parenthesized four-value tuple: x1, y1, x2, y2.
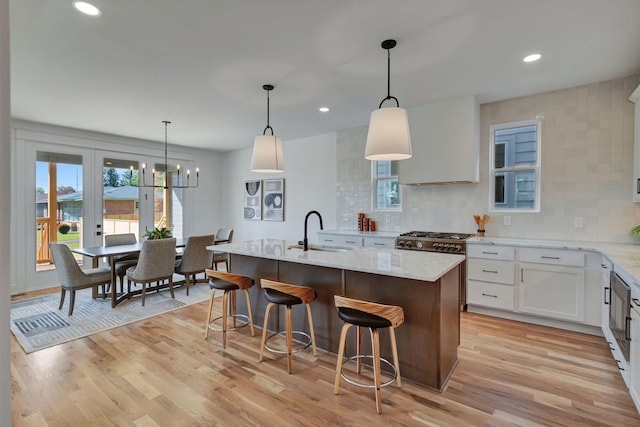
(10, 287, 640, 426)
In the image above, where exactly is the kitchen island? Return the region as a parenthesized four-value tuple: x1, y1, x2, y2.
(210, 239, 465, 391)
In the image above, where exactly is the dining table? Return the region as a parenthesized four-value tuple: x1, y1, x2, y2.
(72, 238, 186, 308)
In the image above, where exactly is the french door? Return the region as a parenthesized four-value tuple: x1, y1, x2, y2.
(17, 139, 189, 292)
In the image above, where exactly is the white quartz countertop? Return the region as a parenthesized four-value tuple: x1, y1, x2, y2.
(469, 236, 640, 287)
(317, 229, 398, 238)
(208, 239, 464, 282)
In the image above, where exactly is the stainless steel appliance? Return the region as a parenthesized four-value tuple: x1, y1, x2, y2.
(396, 231, 474, 310)
(609, 271, 631, 362)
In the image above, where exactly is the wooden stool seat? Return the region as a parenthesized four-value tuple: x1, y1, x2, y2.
(333, 295, 404, 414)
(258, 279, 317, 374)
(204, 269, 255, 348)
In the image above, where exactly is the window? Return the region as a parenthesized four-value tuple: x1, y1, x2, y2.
(489, 119, 541, 212)
(372, 161, 401, 210)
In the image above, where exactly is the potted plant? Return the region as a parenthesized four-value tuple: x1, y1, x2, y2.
(144, 226, 172, 240)
(630, 225, 640, 240)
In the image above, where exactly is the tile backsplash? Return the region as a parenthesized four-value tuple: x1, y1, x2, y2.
(337, 75, 640, 243)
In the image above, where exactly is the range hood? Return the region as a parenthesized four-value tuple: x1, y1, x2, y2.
(398, 95, 479, 185)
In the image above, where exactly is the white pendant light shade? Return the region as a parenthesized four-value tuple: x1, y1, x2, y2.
(250, 84, 284, 173)
(365, 39, 412, 161)
(250, 134, 284, 173)
(365, 106, 412, 161)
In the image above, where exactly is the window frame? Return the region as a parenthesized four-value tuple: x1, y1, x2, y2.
(489, 118, 541, 213)
(371, 160, 402, 212)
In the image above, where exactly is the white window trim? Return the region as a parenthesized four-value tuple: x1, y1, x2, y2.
(489, 118, 542, 213)
(371, 161, 403, 212)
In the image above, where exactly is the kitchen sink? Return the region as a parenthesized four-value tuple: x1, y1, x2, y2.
(287, 244, 353, 253)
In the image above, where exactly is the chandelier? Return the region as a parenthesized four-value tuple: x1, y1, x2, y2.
(138, 121, 199, 189)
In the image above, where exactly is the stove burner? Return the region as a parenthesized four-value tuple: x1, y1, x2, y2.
(399, 231, 474, 240)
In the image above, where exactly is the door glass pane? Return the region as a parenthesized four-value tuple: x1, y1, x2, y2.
(102, 158, 140, 242)
(36, 152, 83, 270)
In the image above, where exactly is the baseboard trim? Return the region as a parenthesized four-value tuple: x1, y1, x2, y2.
(467, 305, 602, 336)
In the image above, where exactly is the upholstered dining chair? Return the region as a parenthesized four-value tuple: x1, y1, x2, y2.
(104, 233, 138, 293)
(212, 228, 233, 271)
(175, 234, 215, 295)
(126, 238, 177, 306)
(49, 243, 112, 315)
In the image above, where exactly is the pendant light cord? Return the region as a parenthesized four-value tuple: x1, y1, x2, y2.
(378, 40, 400, 109)
(262, 84, 274, 136)
(162, 120, 170, 188)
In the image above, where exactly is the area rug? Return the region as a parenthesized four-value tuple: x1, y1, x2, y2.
(10, 282, 212, 353)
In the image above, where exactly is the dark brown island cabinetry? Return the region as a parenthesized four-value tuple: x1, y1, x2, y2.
(228, 253, 460, 391)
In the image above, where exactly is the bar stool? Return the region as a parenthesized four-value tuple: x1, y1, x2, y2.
(333, 295, 404, 414)
(204, 269, 255, 348)
(258, 279, 317, 374)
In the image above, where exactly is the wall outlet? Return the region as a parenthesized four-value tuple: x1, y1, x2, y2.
(342, 213, 349, 222)
(503, 215, 511, 226)
(574, 217, 584, 228)
(384, 214, 391, 223)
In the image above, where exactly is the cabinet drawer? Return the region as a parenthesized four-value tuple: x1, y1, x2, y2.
(467, 280, 515, 310)
(319, 235, 362, 247)
(519, 248, 585, 267)
(363, 237, 394, 249)
(467, 259, 515, 285)
(467, 245, 515, 261)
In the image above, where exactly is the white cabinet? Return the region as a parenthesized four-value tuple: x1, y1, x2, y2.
(318, 234, 362, 247)
(467, 244, 516, 311)
(518, 247, 585, 322)
(363, 236, 395, 249)
(602, 257, 612, 331)
(467, 244, 515, 261)
(519, 262, 585, 322)
(629, 83, 640, 202)
(318, 232, 396, 248)
(630, 286, 640, 410)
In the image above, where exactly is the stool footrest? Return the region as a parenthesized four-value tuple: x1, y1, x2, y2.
(208, 314, 251, 332)
(264, 331, 312, 354)
(340, 355, 397, 389)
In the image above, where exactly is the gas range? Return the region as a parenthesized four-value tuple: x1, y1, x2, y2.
(395, 231, 474, 254)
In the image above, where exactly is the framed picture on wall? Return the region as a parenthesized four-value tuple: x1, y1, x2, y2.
(263, 178, 284, 221)
(244, 180, 262, 220)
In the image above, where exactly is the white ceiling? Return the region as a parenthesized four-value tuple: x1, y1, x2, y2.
(10, 0, 640, 151)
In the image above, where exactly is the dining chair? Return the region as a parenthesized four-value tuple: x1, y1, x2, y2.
(212, 228, 233, 271)
(104, 233, 138, 293)
(175, 234, 215, 296)
(126, 238, 177, 306)
(49, 243, 112, 315)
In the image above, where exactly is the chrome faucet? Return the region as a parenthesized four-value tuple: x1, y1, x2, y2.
(302, 210, 323, 251)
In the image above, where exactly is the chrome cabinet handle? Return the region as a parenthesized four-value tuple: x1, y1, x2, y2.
(541, 256, 560, 260)
(633, 298, 640, 307)
(482, 251, 498, 255)
(615, 360, 625, 371)
(601, 264, 608, 269)
(604, 287, 610, 305)
(482, 269, 498, 274)
(481, 293, 498, 298)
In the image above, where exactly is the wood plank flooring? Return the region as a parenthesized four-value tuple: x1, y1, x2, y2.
(10, 287, 640, 426)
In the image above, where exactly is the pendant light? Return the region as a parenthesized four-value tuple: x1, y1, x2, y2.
(364, 39, 412, 161)
(250, 84, 284, 172)
(139, 121, 199, 189)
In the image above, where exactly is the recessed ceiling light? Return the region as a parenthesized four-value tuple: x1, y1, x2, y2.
(319, 106, 330, 113)
(523, 53, 541, 63)
(73, 1, 102, 17)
